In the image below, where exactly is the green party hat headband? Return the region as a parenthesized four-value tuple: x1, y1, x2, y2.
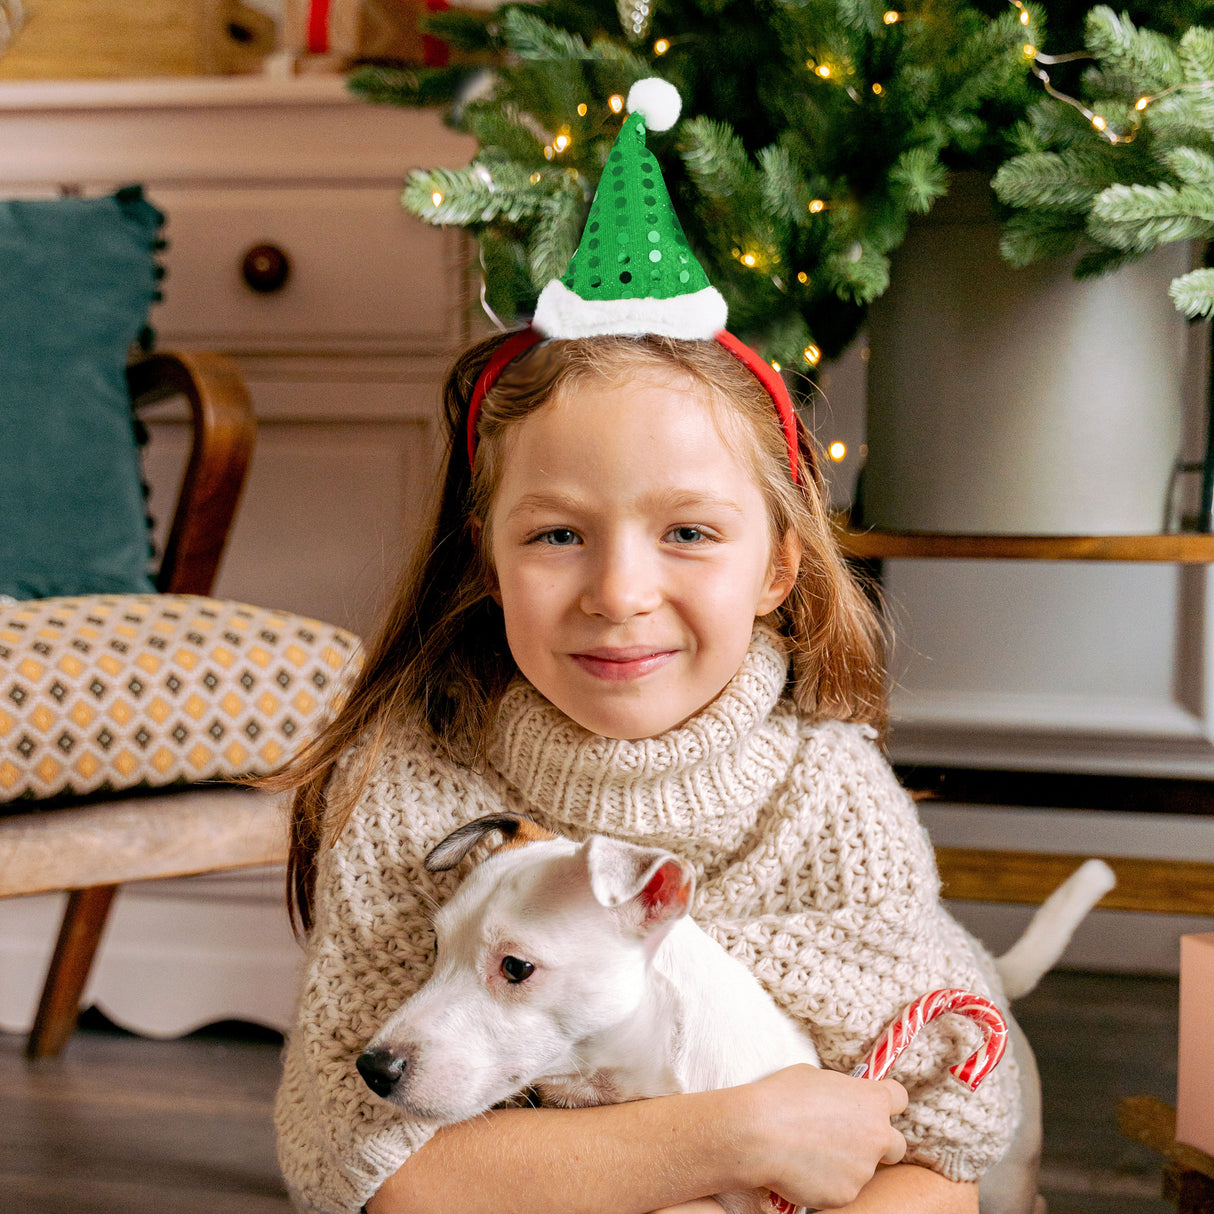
(533, 78, 728, 339)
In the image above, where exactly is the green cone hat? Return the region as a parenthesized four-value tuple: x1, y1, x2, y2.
(533, 79, 728, 339)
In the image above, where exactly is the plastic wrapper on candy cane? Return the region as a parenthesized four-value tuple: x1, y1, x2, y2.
(765, 989, 1008, 1212)
(850, 988, 1009, 1088)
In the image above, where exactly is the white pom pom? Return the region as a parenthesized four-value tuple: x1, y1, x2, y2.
(626, 78, 682, 132)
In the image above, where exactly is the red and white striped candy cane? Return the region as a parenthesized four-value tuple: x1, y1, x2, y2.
(764, 990, 1007, 1212)
(850, 988, 1009, 1090)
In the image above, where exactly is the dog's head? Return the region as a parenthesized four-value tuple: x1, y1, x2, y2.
(356, 813, 694, 1122)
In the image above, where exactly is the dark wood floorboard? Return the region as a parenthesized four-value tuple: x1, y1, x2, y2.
(0, 971, 1181, 1212)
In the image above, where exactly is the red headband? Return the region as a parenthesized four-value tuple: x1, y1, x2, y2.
(466, 327, 804, 485)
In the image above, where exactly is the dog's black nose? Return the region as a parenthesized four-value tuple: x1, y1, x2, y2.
(357, 1047, 406, 1098)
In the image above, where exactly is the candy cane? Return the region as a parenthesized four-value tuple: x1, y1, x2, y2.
(850, 988, 1009, 1090)
(764, 989, 1007, 1213)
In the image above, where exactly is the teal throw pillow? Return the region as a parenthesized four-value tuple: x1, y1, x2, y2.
(0, 187, 164, 599)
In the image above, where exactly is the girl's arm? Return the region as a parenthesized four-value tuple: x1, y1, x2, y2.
(366, 1065, 908, 1214)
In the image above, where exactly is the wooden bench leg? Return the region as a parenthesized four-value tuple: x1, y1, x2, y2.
(26, 885, 119, 1059)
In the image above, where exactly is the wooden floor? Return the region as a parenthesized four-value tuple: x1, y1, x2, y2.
(0, 970, 1180, 1213)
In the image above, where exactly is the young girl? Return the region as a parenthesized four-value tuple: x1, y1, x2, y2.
(272, 82, 1028, 1214)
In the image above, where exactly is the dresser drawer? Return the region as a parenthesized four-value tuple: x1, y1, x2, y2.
(150, 185, 467, 353)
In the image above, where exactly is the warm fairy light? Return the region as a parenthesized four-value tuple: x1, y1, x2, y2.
(872, 82, 885, 95)
(608, 94, 625, 113)
(577, 102, 588, 116)
(1019, 6, 1031, 22)
(554, 133, 570, 152)
(654, 37, 670, 54)
(803, 344, 822, 366)
(741, 251, 758, 267)
(529, 171, 542, 183)
(828, 441, 847, 462)
(1023, 43, 1036, 58)
(544, 145, 555, 159)
(771, 361, 782, 372)
(1091, 114, 1107, 131)
(431, 191, 443, 206)
(816, 64, 832, 78)
(796, 271, 809, 283)
(808, 199, 826, 213)
(1136, 96, 1150, 110)
(883, 10, 900, 23)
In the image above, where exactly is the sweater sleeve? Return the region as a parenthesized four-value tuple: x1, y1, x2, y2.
(701, 721, 1021, 1184)
(274, 734, 506, 1214)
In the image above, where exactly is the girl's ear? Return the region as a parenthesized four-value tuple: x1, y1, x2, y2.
(470, 517, 502, 604)
(756, 528, 802, 616)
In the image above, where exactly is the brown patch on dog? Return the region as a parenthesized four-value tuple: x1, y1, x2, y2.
(499, 817, 559, 850)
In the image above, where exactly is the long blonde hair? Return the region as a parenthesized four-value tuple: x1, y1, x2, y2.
(270, 331, 886, 934)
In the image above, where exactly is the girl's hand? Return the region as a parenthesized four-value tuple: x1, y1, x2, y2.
(738, 1064, 908, 1212)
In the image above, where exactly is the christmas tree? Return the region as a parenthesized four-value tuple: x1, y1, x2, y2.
(352, 0, 1046, 365)
(992, 7, 1214, 318)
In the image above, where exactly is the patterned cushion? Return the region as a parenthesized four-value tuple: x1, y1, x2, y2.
(0, 595, 361, 803)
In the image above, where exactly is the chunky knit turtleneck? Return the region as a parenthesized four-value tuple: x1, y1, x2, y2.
(488, 624, 799, 847)
(276, 626, 1021, 1214)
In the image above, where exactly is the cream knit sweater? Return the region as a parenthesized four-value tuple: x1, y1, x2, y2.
(275, 625, 1021, 1213)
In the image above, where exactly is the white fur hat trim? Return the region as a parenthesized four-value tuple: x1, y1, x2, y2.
(533, 276, 728, 340)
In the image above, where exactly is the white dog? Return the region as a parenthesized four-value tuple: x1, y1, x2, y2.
(357, 813, 1113, 1214)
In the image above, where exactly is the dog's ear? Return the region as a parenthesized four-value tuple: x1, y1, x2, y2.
(583, 835, 695, 932)
(425, 814, 557, 873)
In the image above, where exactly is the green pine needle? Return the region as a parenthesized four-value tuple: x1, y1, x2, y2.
(1170, 266, 1214, 316)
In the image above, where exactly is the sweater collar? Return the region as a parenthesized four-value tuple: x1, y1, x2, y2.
(487, 624, 800, 847)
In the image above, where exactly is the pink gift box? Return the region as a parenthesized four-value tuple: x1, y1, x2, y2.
(1178, 933, 1214, 1156)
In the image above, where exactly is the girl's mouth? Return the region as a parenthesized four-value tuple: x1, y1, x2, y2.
(570, 648, 677, 682)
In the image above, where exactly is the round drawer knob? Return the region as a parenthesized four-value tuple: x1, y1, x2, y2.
(241, 243, 291, 294)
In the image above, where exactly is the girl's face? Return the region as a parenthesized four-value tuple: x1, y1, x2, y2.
(486, 372, 799, 740)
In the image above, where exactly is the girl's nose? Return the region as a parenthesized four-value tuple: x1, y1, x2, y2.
(580, 541, 662, 622)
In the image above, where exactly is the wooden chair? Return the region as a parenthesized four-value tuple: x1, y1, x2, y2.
(0, 350, 292, 1058)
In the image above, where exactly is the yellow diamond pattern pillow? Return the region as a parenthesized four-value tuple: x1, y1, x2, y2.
(0, 595, 361, 802)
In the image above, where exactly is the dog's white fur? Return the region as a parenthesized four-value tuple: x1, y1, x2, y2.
(360, 814, 1113, 1213)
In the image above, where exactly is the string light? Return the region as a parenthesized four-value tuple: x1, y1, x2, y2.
(808, 199, 826, 213)
(883, 10, 900, 23)
(803, 344, 822, 366)
(553, 132, 570, 152)
(796, 271, 809, 284)
(771, 360, 782, 372)
(431, 191, 443, 206)
(741, 251, 758, 267)
(529, 172, 542, 183)
(816, 64, 832, 78)
(1004, 0, 1210, 144)
(872, 82, 885, 95)
(828, 441, 847, 461)
(608, 94, 625, 113)
(577, 102, 588, 116)
(654, 37, 670, 55)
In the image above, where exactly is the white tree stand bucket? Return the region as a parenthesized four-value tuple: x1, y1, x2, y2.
(864, 178, 1192, 535)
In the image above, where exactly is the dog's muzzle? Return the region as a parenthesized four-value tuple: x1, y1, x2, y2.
(357, 1047, 407, 1098)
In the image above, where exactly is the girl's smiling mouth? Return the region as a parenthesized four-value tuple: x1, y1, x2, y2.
(570, 648, 678, 681)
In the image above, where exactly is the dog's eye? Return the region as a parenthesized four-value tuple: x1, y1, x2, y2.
(500, 956, 535, 984)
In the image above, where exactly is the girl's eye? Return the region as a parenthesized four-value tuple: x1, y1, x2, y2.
(501, 956, 536, 984)
(536, 528, 580, 546)
(667, 525, 709, 544)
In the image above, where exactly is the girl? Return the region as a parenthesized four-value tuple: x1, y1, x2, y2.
(272, 81, 1028, 1214)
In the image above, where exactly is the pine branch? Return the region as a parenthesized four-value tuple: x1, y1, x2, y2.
(890, 147, 948, 214)
(1088, 181, 1214, 250)
(403, 163, 551, 226)
(1085, 6, 1183, 93)
(1170, 266, 1214, 316)
(993, 148, 1125, 212)
(527, 185, 586, 286)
